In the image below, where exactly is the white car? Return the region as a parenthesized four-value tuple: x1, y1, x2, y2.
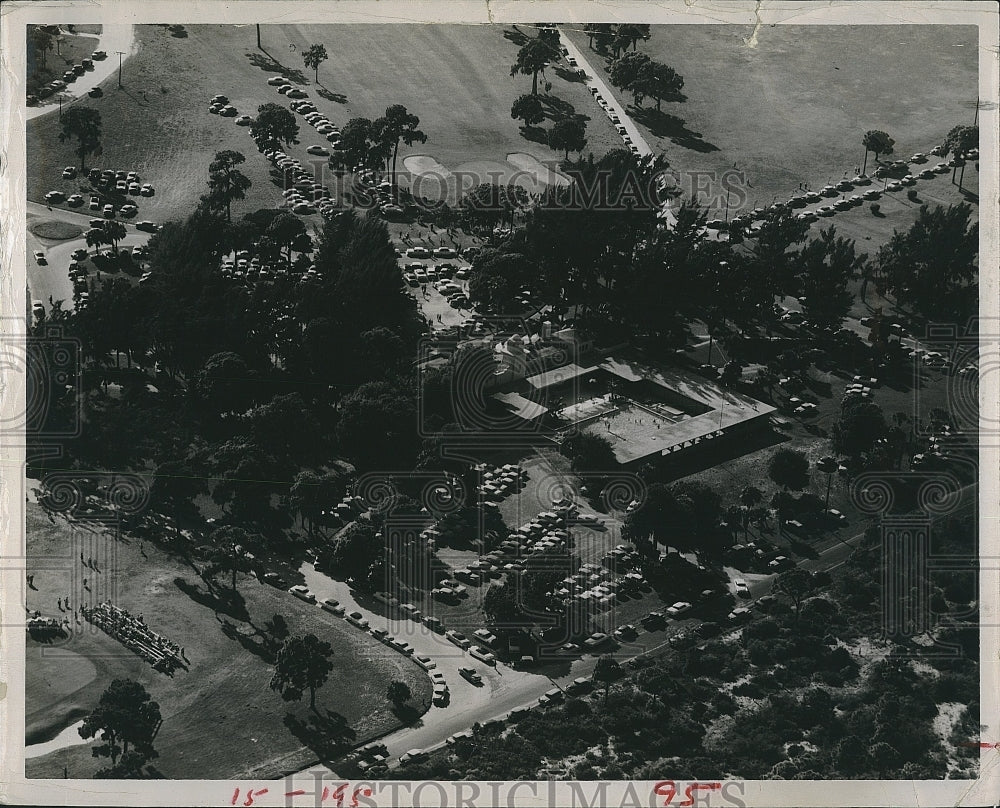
(345, 611, 369, 629)
(267, 76, 287, 86)
(289, 585, 316, 603)
(734, 579, 750, 597)
(33, 251, 46, 265)
(666, 601, 692, 617)
(306, 145, 329, 156)
(320, 597, 344, 615)
(235, 115, 252, 126)
(415, 655, 436, 671)
(469, 646, 496, 665)
(407, 246, 431, 258)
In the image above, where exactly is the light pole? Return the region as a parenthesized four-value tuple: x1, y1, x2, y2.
(115, 51, 125, 88)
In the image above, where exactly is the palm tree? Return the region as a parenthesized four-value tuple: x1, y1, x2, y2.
(510, 37, 556, 96)
(739, 485, 763, 539)
(103, 221, 127, 255)
(816, 456, 839, 511)
(861, 130, 894, 174)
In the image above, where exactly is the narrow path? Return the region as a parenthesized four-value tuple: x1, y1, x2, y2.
(558, 29, 677, 228)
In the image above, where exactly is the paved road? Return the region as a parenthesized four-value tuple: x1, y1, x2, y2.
(27, 26, 136, 121)
(26, 201, 152, 312)
(558, 30, 677, 228)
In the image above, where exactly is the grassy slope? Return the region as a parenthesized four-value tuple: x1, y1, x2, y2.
(25, 504, 430, 779)
(28, 24, 621, 226)
(564, 24, 978, 217)
(28, 32, 99, 95)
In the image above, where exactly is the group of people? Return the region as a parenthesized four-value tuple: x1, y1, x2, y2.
(82, 601, 185, 674)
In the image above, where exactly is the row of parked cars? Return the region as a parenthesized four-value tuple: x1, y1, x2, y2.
(28, 50, 104, 104)
(709, 147, 978, 233)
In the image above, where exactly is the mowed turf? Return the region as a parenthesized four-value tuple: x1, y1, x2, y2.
(27, 24, 621, 226)
(564, 24, 978, 218)
(25, 504, 430, 779)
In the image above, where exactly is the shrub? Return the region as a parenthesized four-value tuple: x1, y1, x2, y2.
(907, 189, 918, 201)
(870, 202, 881, 215)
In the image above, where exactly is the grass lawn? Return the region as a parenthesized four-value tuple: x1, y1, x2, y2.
(564, 25, 978, 220)
(25, 503, 430, 779)
(28, 23, 621, 227)
(28, 219, 82, 240)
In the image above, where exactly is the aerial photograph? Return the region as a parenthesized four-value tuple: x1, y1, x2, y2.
(21, 18, 982, 786)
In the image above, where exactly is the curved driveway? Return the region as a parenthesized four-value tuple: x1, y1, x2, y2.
(27, 26, 136, 121)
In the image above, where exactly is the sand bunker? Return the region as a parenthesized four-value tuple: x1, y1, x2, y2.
(506, 153, 571, 189)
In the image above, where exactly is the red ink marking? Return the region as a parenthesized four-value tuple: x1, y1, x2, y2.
(958, 741, 1000, 749)
(680, 783, 722, 806)
(286, 790, 307, 797)
(654, 781, 677, 805)
(352, 786, 373, 807)
(232, 788, 240, 806)
(329, 783, 348, 805)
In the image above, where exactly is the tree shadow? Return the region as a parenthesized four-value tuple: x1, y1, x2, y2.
(503, 27, 530, 47)
(538, 94, 577, 123)
(246, 52, 307, 84)
(519, 125, 549, 146)
(173, 576, 249, 622)
(630, 107, 719, 153)
(553, 66, 586, 83)
(390, 703, 422, 725)
(219, 617, 278, 663)
(958, 187, 978, 202)
(284, 709, 357, 762)
(168, 25, 188, 39)
(315, 86, 348, 104)
(787, 537, 820, 560)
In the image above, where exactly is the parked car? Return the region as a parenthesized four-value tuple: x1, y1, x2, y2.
(446, 630, 471, 650)
(33, 251, 47, 265)
(666, 601, 692, 617)
(458, 666, 482, 685)
(735, 579, 751, 598)
(346, 611, 369, 629)
(469, 646, 496, 665)
(289, 585, 316, 603)
(320, 598, 344, 615)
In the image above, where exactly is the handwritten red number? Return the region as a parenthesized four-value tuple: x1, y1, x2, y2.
(680, 783, 721, 806)
(654, 781, 677, 805)
(352, 786, 373, 807)
(329, 784, 348, 806)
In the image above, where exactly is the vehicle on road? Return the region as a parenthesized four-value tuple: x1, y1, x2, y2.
(44, 190, 66, 203)
(735, 579, 751, 598)
(666, 601, 692, 617)
(458, 666, 482, 685)
(33, 251, 46, 265)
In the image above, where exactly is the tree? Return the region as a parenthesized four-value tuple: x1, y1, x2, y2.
(205, 525, 262, 592)
(28, 26, 53, 69)
(796, 226, 866, 330)
(510, 37, 557, 96)
(194, 351, 256, 416)
(768, 448, 810, 491)
(633, 60, 684, 110)
(861, 130, 894, 173)
(266, 211, 308, 261)
(59, 106, 102, 171)
(876, 203, 977, 320)
(816, 456, 839, 510)
(608, 52, 651, 102)
(302, 43, 328, 82)
(387, 680, 412, 707)
(79, 679, 161, 770)
(511, 93, 545, 127)
(250, 102, 299, 152)
(483, 581, 521, 626)
(150, 459, 205, 538)
(205, 150, 252, 222)
(593, 654, 621, 705)
(739, 484, 763, 538)
(560, 431, 616, 473)
(459, 182, 527, 234)
(547, 118, 587, 159)
(774, 568, 816, 623)
(85, 227, 106, 254)
(103, 220, 127, 255)
(374, 104, 426, 191)
(833, 397, 887, 459)
(941, 124, 978, 190)
(270, 633, 335, 710)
